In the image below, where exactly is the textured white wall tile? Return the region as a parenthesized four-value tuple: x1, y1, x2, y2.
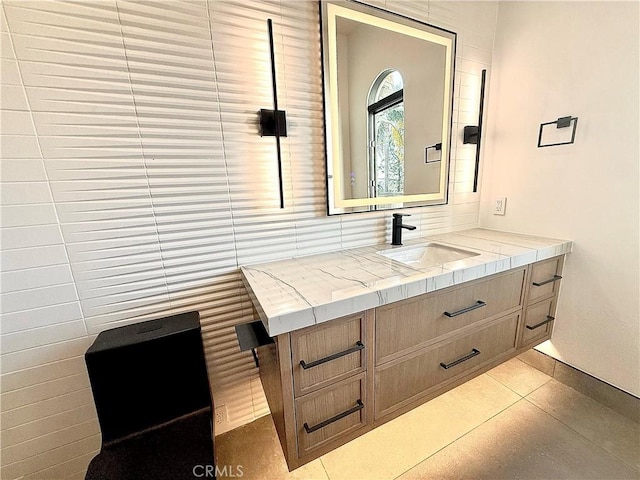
(0, 110, 34, 135)
(0, 135, 41, 158)
(31, 112, 141, 138)
(0, 159, 47, 182)
(1, 416, 99, 465)
(0, 319, 86, 353)
(0, 58, 21, 85)
(21, 451, 99, 480)
(1, 10, 8, 33)
(0, 84, 28, 109)
(82, 301, 173, 334)
(0, 204, 58, 228)
(0, 462, 23, 480)
(4, 433, 100, 480)
(0, 31, 13, 58)
(0, 371, 91, 412)
(0, 302, 83, 334)
(0, 182, 52, 205)
(0, 337, 93, 375)
(1, 387, 94, 430)
(0, 0, 497, 477)
(1, 402, 95, 446)
(0, 264, 74, 293)
(0, 246, 68, 272)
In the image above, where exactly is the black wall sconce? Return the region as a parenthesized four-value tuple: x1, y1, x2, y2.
(537, 116, 578, 148)
(462, 69, 487, 193)
(259, 19, 286, 209)
(259, 109, 287, 137)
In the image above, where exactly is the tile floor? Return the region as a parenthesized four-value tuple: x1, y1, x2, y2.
(215, 357, 640, 480)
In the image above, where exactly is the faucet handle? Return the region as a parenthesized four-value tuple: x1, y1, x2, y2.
(393, 213, 411, 218)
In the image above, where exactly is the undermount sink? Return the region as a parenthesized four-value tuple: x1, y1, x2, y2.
(377, 242, 480, 269)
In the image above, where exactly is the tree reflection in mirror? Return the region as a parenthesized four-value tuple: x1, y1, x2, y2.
(368, 69, 404, 200)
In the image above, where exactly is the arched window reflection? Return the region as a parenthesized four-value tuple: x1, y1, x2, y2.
(368, 70, 405, 198)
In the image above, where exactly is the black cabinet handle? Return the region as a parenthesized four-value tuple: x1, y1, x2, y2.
(444, 300, 486, 318)
(299, 341, 364, 370)
(440, 348, 481, 369)
(526, 316, 555, 330)
(303, 400, 364, 434)
(532, 275, 562, 287)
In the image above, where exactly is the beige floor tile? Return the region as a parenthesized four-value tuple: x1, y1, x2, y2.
(487, 357, 552, 396)
(215, 414, 329, 480)
(319, 374, 520, 480)
(397, 399, 638, 480)
(526, 379, 640, 470)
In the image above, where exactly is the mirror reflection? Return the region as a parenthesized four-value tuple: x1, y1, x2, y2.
(322, 1, 456, 214)
(368, 69, 405, 199)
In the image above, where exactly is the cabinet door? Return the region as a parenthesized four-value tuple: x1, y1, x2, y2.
(375, 313, 519, 419)
(528, 256, 564, 305)
(295, 373, 368, 456)
(376, 268, 525, 365)
(520, 297, 556, 348)
(291, 313, 366, 397)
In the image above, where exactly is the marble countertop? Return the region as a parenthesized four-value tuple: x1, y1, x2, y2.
(240, 228, 572, 336)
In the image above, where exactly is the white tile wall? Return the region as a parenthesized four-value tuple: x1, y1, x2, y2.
(0, 1, 497, 478)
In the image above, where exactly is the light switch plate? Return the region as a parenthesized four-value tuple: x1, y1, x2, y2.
(493, 197, 506, 215)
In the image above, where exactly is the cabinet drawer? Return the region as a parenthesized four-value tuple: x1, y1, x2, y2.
(375, 313, 519, 419)
(521, 297, 556, 347)
(295, 373, 367, 456)
(376, 268, 525, 364)
(528, 256, 564, 305)
(291, 313, 366, 397)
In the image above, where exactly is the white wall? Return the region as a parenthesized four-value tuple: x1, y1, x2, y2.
(0, 1, 497, 478)
(480, 1, 639, 396)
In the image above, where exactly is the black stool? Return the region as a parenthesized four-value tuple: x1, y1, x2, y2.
(85, 312, 215, 480)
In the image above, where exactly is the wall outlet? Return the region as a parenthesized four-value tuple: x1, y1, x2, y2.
(215, 404, 228, 425)
(493, 197, 507, 215)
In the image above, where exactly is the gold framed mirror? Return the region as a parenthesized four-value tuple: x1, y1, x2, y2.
(321, 1, 456, 214)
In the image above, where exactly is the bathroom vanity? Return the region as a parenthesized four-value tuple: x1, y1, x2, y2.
(241, 229, 571, 470)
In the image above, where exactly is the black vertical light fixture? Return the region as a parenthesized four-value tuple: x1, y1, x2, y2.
(462, 69, 487, 193)
(259, 18, 287, 209)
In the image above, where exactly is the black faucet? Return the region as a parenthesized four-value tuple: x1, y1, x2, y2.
(391, 213, 416, 246)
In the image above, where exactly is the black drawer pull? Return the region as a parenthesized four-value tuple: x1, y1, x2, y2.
(444, 300, 486, 318)
(299, 341, 364, 370)
(440, 348, 481, 369)
(526, 315, 555, 330)
(303, 400, 364, 434)
(532, 275, 562, 287)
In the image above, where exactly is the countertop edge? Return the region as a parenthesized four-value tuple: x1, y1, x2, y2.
(241, 229, 573, 337)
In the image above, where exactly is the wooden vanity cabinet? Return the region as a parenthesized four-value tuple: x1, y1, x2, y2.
(257, 256, 564, 470)
(519, 256, 564, 349)
(257, 311, 375, 469)
(375, 312, 520, 419)
(375, 267, 526, 365)
(291, 313, 367, 397)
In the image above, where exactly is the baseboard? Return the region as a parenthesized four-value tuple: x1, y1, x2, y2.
(517, 349, 639, 424)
